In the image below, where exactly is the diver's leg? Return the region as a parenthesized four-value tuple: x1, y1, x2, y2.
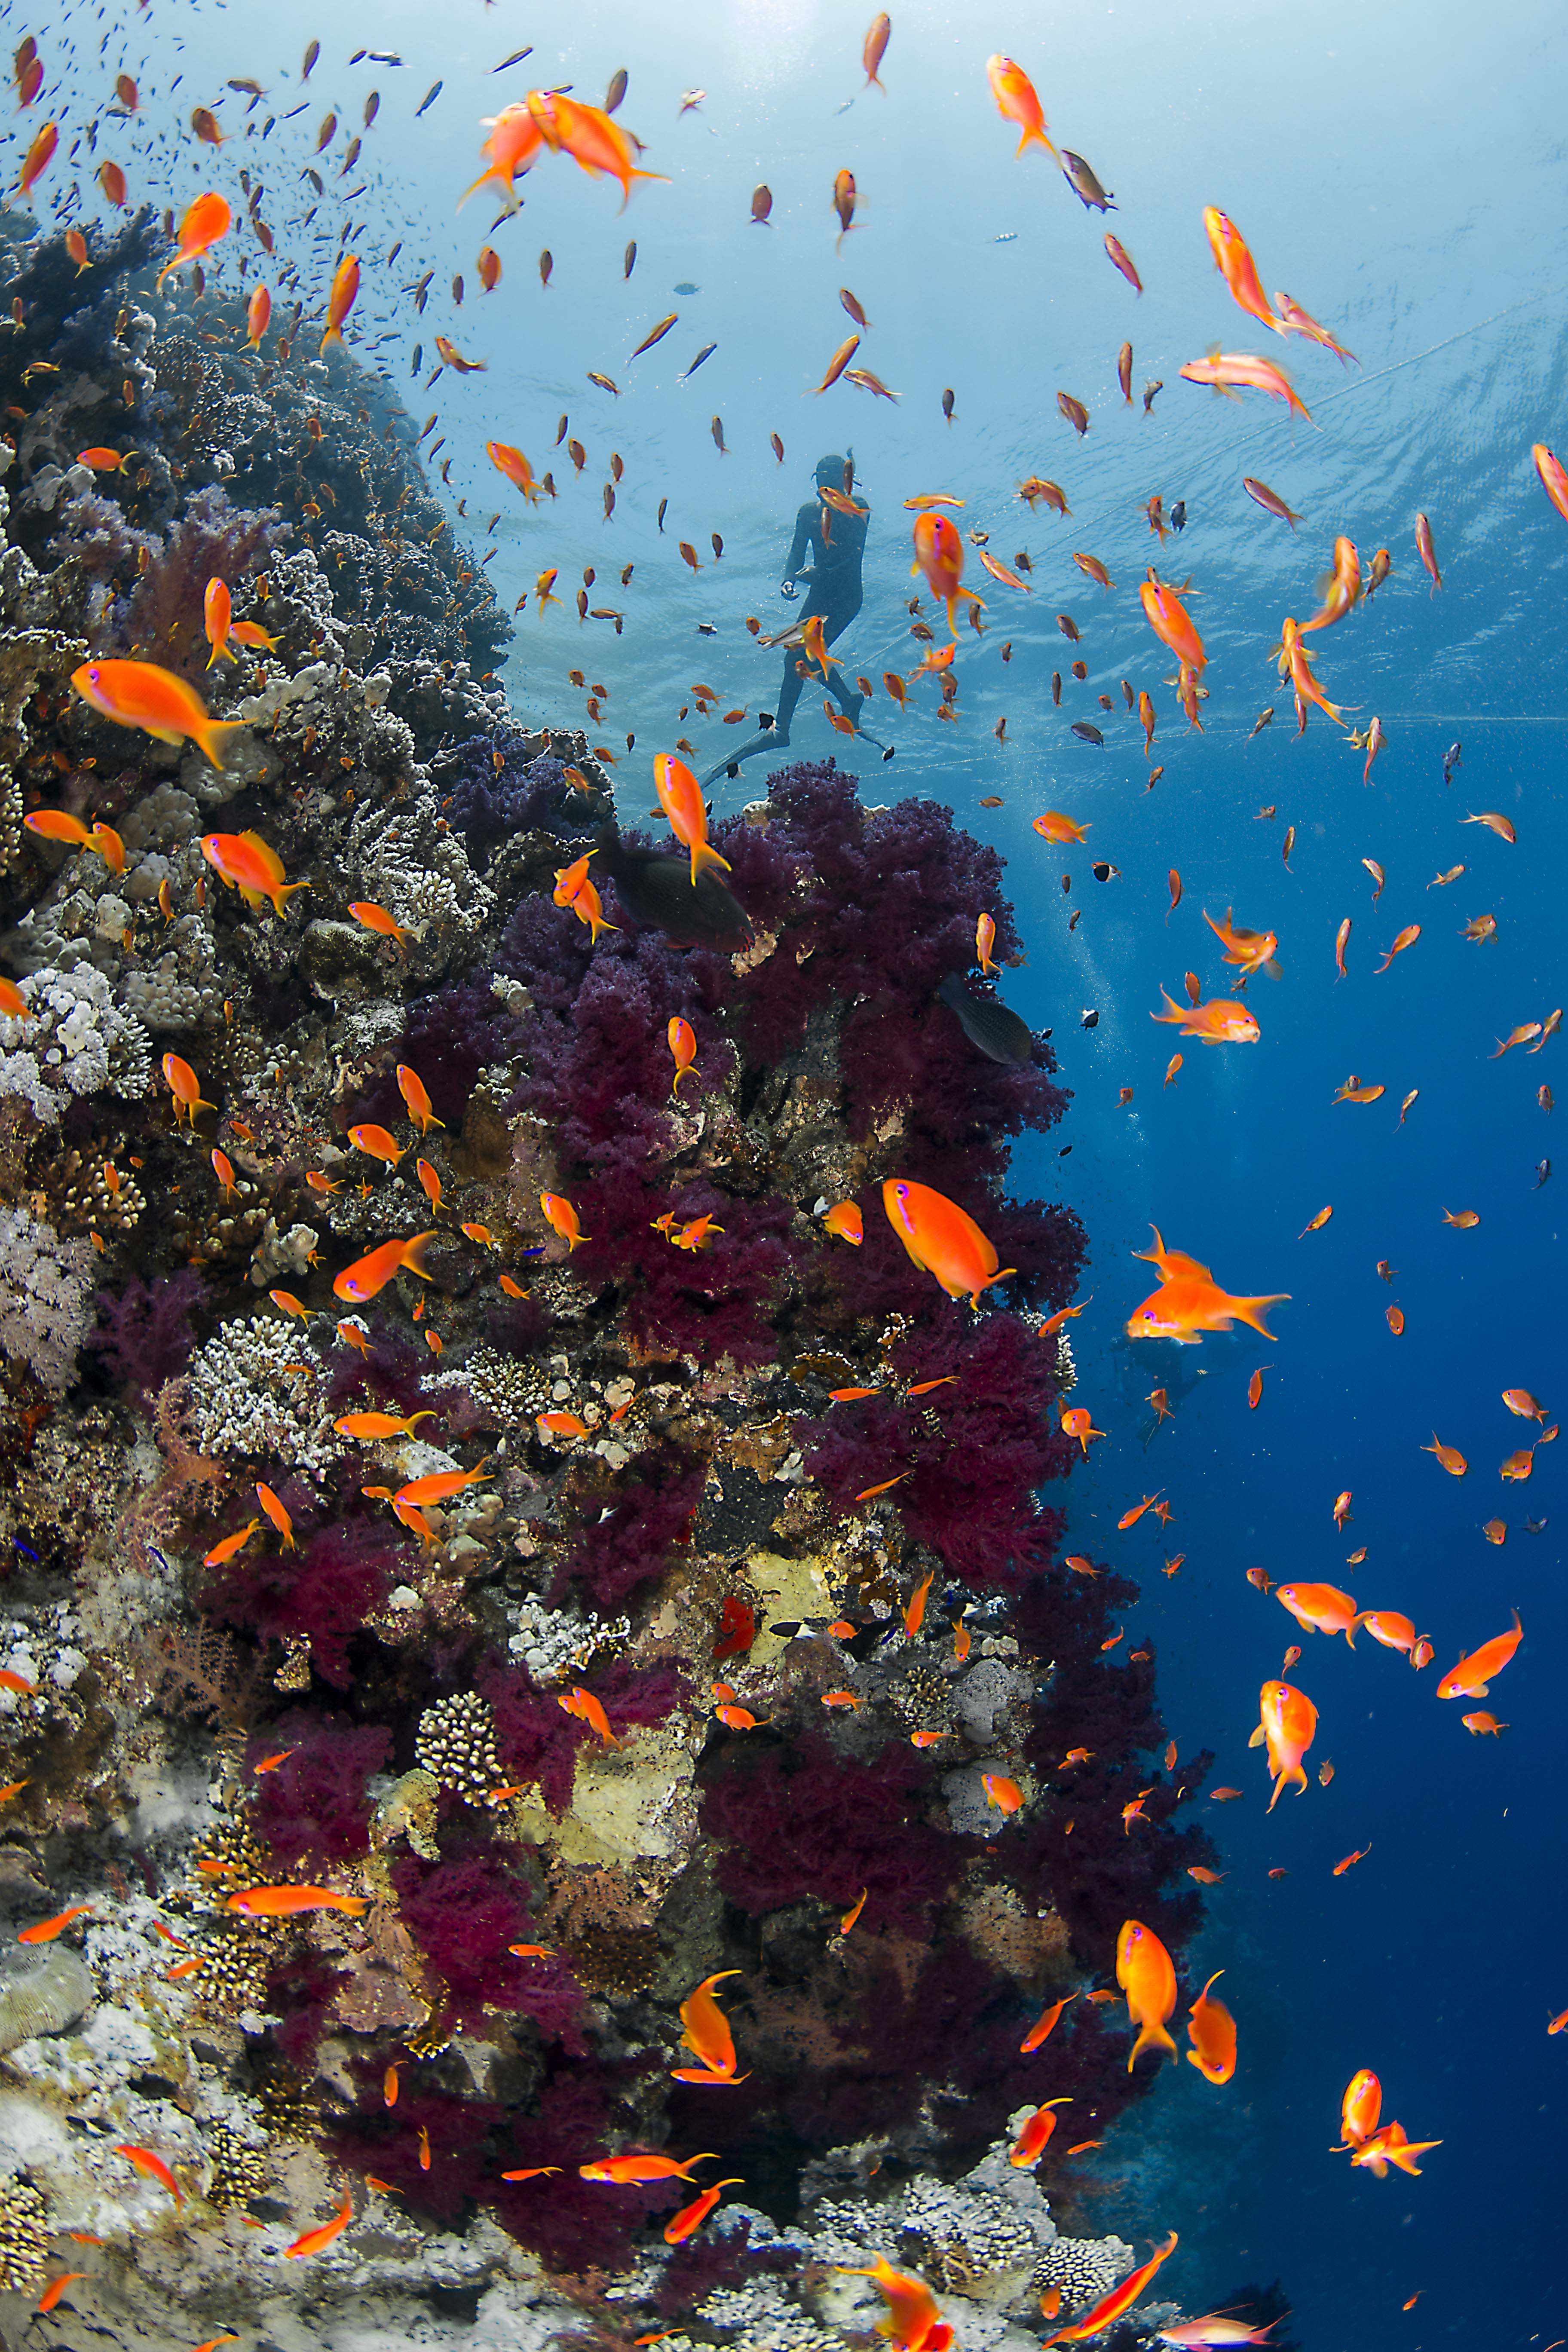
(702, 651, 805, 786)
(820, 601, 889, 751)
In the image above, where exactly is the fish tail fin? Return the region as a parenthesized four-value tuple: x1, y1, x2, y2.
(269, 880, 310, 918)
(1233, 1292, 1289, 1339)
(969, 1266, 1018, 1308)
(1266, 1763, 1308, 1812)
(1016, 124, 1059, 161)
(1343, 1617, 1359, 1650)
(400, 1230, 439, 1281)
(1151, 989, 1184, 1023)
(456, 168, 499, 211)
(193, 719, 248, 771)
(689, 839, 733, 883)
(1127, 2016, 1178, 2071)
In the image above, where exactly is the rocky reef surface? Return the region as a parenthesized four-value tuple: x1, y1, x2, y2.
(0, 218, 1222, 2350)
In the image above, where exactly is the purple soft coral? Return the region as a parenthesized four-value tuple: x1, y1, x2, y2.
(391, 1841, 588, 2046)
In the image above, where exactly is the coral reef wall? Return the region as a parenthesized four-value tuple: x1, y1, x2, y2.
(0, 224, 1215, 2349)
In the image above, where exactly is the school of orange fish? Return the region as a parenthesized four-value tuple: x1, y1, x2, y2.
(6, 11, 1565, 2347)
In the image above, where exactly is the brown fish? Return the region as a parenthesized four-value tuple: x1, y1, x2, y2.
(1058, 391, 1090, 435)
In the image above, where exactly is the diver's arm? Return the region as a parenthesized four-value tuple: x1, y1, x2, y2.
(781, 502, 817, 588)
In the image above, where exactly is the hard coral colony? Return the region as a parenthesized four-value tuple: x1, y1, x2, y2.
(0, 28, 1248, 2352)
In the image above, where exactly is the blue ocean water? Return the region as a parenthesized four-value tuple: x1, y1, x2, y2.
(26, 0, 1567, 2340)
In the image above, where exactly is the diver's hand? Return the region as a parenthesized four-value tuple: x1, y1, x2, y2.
(779, 578, 798, 600)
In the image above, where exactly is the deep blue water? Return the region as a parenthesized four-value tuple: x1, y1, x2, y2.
(23, 0, 1568, 2340)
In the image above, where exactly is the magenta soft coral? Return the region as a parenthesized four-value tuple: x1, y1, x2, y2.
(205, 1512, 409, 1689)
(796, 1305, 1077, 1587)
(391, 1839, 588, 2049)
(249, 1712, 390, 1867)
(326, 2079, 504, 2228)
(698, 1729, 962, 1936)
(552, 1445, 707, 1613)
(487, 2061, 670, 2274)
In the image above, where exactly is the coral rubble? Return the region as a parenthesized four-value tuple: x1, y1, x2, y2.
(0, 220, 1213, 2348)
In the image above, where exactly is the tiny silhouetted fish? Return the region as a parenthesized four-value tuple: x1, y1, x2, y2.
(681, 343, 717, 377)
(942, 387, 956, 422)
(936, 974, 1033, 1066)
(1534, 1158, 1552, 1188)
(1442, 740, 1463, 784)
(624, 241, 637, 279)
(674, 280, 699, 294)
(1081, 1008, 1099, 1029)
(605, 67, 628, 112)
(416, 81, 441, 116)
(1060, 150, 1116, 211)
(1072, 721, 1104, 745)
(1170, 501, 1186, 530)
(1525, 1517, 1549, 1534)
(596, 828, 752, 949)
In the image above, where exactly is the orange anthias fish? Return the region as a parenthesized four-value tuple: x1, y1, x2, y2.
(1298, 536, 1362, 634)
(668, 1016, 698, 1094)
(227, 1885, 369, 1917)
(1126, 1229, 1287, 1346)
(1202, 208, 1280, 333)
(557, 1686, 618, 1745)
(1532, 443, 1568, 527)
(397, 1064, 444, 1137)
(912, 511, 983, 636)
(320, 253, 361, 355)
(18, 120, 58, 198)
(74, 660, 244, 768)
(674, 1969, 745, 2082)
(200, 830, 307, 917)
(1033, 809, 1090, 845)
(395, 1461, 492, 1509)
(526, 89, 668, 207)
(1251, 1680, 1318, 1810)
(1337, 2067, 1383, 2147)
(1116, 1919, 1178, 2070)
(488, 441, 542, 502)
(1436, 1610, 1522, 1700)
(986, 54, 1057, 160)
(1060, 1404, 1105, 1456)
(541, 1190, 590, 1249)
(823, 1200, 863, 1244)
(579, 2151, 719, 2184)
(332, 1231, 437, 1303)
(1274, 1582, 1360, 1644)
(1010, 2099, 1072, 2168)
(156, 191, 231, 288)
(1349, 2121, 1442, 2179)
(1355, 1611, 1426, 1662)
(1040, 2233, 1179, 2346)
(838, 2252, 955, 2351)
(654, 753, 732, 886)
(883, 1177, 1016, 1308)
(1021, 1990, 1078, 2053)
(1203, 907, 1279, 977)
(245, 283, 271, 351)
(204, 577, 234, 667)
(20, 1904, 94, 1943)
(1186, 1972, 1237, 2084)
(1151, 989, 1259, 1044)
(162, 1054, 216, 1125)
(1274, 290, 1357, 362)
(460, 102, 547, 208)
(1182, 350, 1313, 421)
(334, 1410, 436, 1442)
(1139, 574, 1207, 672)
(286, 2187, 354, 2258)
(113, 2145, 184, 2205)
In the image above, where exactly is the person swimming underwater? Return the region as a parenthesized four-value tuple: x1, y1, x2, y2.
(702, 451, 888, 784)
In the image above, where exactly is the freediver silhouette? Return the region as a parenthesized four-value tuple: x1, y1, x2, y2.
(702, 451, 889, 784)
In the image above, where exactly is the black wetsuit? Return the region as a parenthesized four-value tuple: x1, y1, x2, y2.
(704, 481, 880, 781)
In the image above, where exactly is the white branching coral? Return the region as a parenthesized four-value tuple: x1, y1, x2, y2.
(0, 964, 153, 1121)
(0, 1205, 93, 1391)
(185, 1315, 340, 1471)
(351, 783, 492, 940)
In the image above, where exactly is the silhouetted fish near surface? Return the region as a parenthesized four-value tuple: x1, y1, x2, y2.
(1061, 150, 1116, 210)
(937, 973, 1034, 1066)
(595, 828, 752, 949)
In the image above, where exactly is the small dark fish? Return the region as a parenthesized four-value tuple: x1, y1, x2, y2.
(1081, 1008, 1099, 1029)
(1442, 740, 1463, 784)
(674, 281, 699, 294)
(1058, 391, 1090, 435)
(1535, 1159, 1552, 1188)
(1143, 380, 1164, 414)
(657, 497, 668, 531)
(595, 827, 752, 949)
(302, 39, 319, 79)
(1072, 721, 1105, 745)
(1525, 1517, 1549, 1534)
(943, 387, 956, 422)
(772, 432, 785, 462)
(937, 974, 1032, 1066)
(452, 273, 464, 305)
(1169, 501, 1186, 531)
(1061, 149, 1116, 211)
(363, 91, 379, 126)
(494, 47, 535, 72)
(680, 343, 717, 378)
(539, 251, 552, 288)
(367, 53, 402, 65)
(711, 416, 727, 454)
(1118, 341, 1133, 403)
(1091, 861, 1120, 882)
(416, 81, 441, 115)
(410, 343, 421, 373)
(624, 241, 637, 279)
(587, 372, 621, 395)
(555, 415, 569, 444)
(604, 67, 627, 113)
(752, 184, 772, 225)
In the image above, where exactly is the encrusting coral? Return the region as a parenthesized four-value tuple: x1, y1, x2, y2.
(0, 212, 1215, 2350)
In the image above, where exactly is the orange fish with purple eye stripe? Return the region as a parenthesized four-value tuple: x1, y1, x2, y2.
(1202, 208, 1281, 333)
(1127, 1229, 1287, 1346)
(1436, 1610, 1522, 1700)
(911, 510, 983, 636)
(1009, 2098, 1072, 2167)
(1252, 1679, 1317, 1809)
(333, 1230, 437, 1302)
(1116, 1919, 1177, 2070)
(883, 1178, 1015, 1308)
(986, 54, 1058, 160)
(1020, 1990, 1077, 2053)
(74, 658, 244, 768)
